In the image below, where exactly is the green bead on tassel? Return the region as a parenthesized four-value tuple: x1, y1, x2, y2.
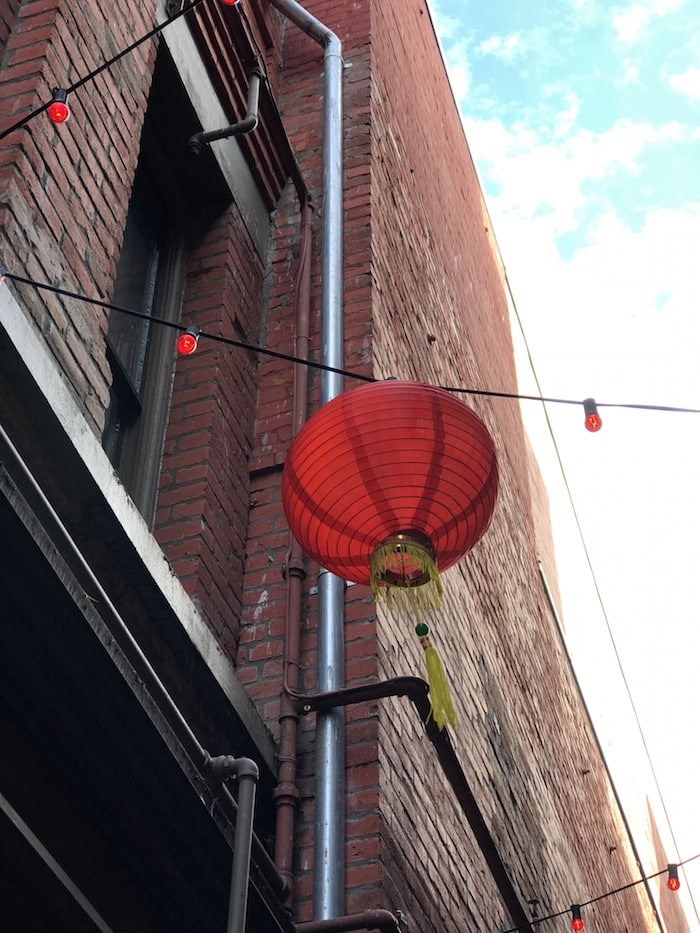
(415, 622, 457, 731)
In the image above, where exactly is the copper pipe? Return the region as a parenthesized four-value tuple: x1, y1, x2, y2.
(274, 195, 314, 897)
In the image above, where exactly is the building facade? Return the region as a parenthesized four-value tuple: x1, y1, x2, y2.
(0, 0, 671, 930)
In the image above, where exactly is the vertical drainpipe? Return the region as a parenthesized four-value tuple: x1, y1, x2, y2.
(268, 0, 346, 920)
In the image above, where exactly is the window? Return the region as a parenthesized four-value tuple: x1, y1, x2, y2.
(102, 45, 229, 525)
(102, 149, 187, 523)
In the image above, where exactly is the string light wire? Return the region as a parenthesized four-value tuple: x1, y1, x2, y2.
(499, 853, 700, 932)
(0, 270, 376, 383)
(0, 0, 210, 141)
(504, 269, 700, 927)
(3, 271, 698, 926)
(0, 3, 694, 929)
(4, 270, 700, 417)
(5, 264, 698, 929)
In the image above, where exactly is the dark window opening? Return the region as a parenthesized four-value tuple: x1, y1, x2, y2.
(102, 154, 187, 523)
(102, 45, 231, 525)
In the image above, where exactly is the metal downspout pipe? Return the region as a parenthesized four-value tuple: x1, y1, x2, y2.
(268, 0, 345, 921)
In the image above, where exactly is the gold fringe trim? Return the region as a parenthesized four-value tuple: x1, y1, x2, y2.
(369, 539, 444, 612)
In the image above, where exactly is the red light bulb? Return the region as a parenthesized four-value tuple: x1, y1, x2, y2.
(219, 0, 240, 5)
(583, 397, 602, 432)
(177, 327, 200, 355)
(585, 412, 602, 432)
(571, 906, 584, 931)
(48, 89, 70, 124)
(667, 865, 681, 892)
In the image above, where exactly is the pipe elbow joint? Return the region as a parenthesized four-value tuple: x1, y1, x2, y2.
(204, 752, 260, 782)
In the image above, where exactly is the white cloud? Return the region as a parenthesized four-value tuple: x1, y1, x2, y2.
(464, 115, 694, 235)
(430, 5, 463, 43)
(612, 0, 684, 43)
(617, 61, 641, 85)
(478, 33, 523, 61)
(613, 5, 650, 42)
(666, 66, 700, 99)
(553, 92, 581, 137)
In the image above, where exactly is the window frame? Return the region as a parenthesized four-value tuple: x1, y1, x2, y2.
(102, 119, 189, 526)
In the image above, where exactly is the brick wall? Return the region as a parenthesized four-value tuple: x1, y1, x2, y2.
(234, 0, 661, 929)
(369, 0, 657, 929)
(0, 0, 155, 431)
(0, 0, 664, 929)
(0, 0, 21, 56)
(155, 200, 266, 655)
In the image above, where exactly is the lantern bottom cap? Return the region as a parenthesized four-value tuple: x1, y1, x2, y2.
(369, 533, 443, 611)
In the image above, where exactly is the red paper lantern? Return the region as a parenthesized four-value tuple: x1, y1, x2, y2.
(282, 380, 498, 606)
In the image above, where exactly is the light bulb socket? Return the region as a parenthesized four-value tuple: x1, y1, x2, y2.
(571, 905, 584, 932)
(48, 88, 71, 124)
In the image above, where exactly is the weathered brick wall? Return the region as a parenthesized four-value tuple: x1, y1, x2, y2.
(0, 0, 21, 55)
(155, 201, 265, 655)
(238, 0, 661, 928)
(0, 0, 291, 662)
(0, 0, 155, 431)
(0, 0, 663, 928)
(369, 0, 658, 929)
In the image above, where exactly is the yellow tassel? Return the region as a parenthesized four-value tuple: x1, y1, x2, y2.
(420, 636, 457, 731)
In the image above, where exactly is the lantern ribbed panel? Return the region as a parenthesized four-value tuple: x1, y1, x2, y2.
(282, 381, 499, 584)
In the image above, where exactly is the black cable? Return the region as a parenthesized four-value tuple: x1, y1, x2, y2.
(500, 853, 700, 932)
(0, 5, 695, 928)
(505, 270, 700, 928)
(2, 271, 375, 384)
(0, 0, 209, 141)
(5, 270, 700, 414)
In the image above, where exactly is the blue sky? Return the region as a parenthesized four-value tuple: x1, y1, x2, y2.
(432, 0, 700, 226)
(427, 0, 700, 925)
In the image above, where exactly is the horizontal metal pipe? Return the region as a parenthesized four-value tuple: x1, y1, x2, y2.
(298, 676, 533, 932)
(295, 908, 401, 933)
